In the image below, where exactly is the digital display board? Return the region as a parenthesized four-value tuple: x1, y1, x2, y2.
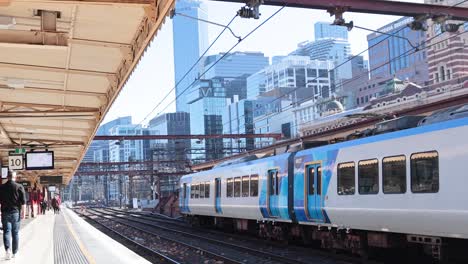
(39, 176, 62, 184)
(25, 151, 54, 170)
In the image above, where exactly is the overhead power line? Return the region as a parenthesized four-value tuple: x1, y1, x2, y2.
(153, 5, 287, 119)
(135, 14, 239, 127)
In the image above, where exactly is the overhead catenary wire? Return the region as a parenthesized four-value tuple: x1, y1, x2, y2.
(153, 5, 287, 118)
(135, 13, 239, 128)
(267, 29, 468, 135)
(221, 25, 409, 128)
(221, 0, 468, 133)
(223, 0, 468, 129)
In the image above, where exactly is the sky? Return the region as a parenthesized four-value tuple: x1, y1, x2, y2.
(103, 0, 425, 125)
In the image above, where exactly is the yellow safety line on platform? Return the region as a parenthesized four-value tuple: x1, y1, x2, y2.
(63, 210, 97, 264)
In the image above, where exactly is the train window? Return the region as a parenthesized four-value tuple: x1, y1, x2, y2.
(383, 155, 406, 194)
(358, 159, 379, 194)
(242, 176, 249, 197)
(250, 174, 259, 197)
(194, 184, 199, 199)
(227, 178, 233, 197)
(234, 177, 241, 197)
(268, 169, 278, 195)
(317, 166, 322, 195)
(338, 162, 355, 195)
(200, 183, 205, 199)
(205, 182, 210, 198)
(307, 166, 315, 195)
(411, 151, 439, 193)
(183, 183, 187, 199)
(190, 184, 194, 199)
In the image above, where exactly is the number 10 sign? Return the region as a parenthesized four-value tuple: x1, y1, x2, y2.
(8, 154, 24, 170)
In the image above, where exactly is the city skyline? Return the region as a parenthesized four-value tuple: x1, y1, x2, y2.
(104, 0, 424, 125)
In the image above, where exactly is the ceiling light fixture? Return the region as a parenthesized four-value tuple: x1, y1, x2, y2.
(6, 78, 25, 89)
(0, 16, 15, 29)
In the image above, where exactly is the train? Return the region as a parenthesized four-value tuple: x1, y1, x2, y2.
(179, 104, 468, 260)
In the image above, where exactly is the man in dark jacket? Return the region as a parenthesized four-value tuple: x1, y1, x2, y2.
(0, 171, 26, 260)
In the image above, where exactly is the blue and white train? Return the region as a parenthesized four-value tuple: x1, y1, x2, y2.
(179, 107, 468, 259)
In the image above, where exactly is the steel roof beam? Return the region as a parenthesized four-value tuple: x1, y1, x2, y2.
(4, 123, 91, 132)
(0, 85, 107, 96)
(94, 133, 283, 140)
(0, 30, 68, 46)
(74, 170, 186, 176)
(218, 0, 468, 21)
(0, 62, 115, 77)
(0, 101, 101, 111)
(80, 160, 190, 166)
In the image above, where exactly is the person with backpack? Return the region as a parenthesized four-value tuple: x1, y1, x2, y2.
(0, 171, 26, 260)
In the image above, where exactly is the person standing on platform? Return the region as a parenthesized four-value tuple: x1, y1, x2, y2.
(40, 199, 47, 215)
(51, 196, 58, 214)
(0, 171, 26, 260)
(56, 195, 61, 214)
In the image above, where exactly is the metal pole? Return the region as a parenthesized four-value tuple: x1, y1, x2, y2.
(119, 175, 122, 208)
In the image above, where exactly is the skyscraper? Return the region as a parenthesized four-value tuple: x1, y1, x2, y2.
(314, 22, 348, 40)
(367, 17, 428, 86)
(202, 51, 269, 79)
(223, 99, 255, 155)
(292, 39, 352, 82)
(173, 0, 208, 112)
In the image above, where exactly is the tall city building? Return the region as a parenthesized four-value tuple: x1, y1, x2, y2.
(108, 124, 146, 162)
(340, 55, 370, 109)
(202, 51, 269, 79)
(223, 99, 255, 155)
(188, 52, 268, 162)
(173, 0, 208, 112)
(246, 69, 267, 99)
(82, 116, 132, 163)
(253, 98, 294, 145)
(148, 112, 190, 196)
(149, 112, 191, 162)
(250, 56, 334, 142)
(424, 0, 468, 89)
(315, 22, 348, 40)
(250, 56, 334, 100)
(291, 38, 352, 88)
(188, 77, 248, 162)
(367, 17, 428, 86)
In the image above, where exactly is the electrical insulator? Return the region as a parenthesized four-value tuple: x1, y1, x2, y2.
(443, 23, 460, 33)
(408, 21, 427, 31)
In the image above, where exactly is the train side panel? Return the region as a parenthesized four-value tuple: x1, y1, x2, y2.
(294, 117, 468, 239)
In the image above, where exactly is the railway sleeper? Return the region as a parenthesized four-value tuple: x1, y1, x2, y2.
(185, 216, 461, 262)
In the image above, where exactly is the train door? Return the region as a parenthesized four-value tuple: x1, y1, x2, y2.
(267, 169, 280, 217)
(305, 163, 324, 222)
(215, 178, 222, 214)
(181, 183, 189, 211)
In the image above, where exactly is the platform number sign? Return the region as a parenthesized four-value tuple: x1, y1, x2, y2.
(8, 154, 24, 170)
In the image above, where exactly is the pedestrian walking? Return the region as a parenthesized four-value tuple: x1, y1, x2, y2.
(51, 197, 58, 214)
(0, 171, 26, 260)
(40, 200, 47, 215)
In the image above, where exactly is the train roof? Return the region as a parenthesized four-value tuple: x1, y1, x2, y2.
(296, 116, 468, 158)
(418, 104, 468, 126)
(183, 114, 468, 181)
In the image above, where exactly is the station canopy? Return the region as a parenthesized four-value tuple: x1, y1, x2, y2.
(0, 0, 174, 184)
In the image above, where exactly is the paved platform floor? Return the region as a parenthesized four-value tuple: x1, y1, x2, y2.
(0, 207, 151, 264)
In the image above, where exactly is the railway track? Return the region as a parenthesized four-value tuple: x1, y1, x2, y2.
(78, 209, 242, 264)
(90, 208, 360, 264)
(76, 210, 181, 264)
